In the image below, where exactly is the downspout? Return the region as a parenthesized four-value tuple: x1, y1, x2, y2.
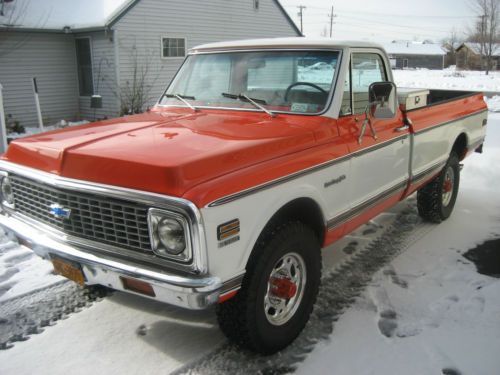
(0, 83, 7, 154)
(113, 28, 121, 116)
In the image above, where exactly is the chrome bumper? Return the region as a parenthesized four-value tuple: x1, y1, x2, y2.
(0, 214, 222, 310)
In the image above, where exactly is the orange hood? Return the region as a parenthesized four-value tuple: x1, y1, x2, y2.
(3, 108, 334, 198)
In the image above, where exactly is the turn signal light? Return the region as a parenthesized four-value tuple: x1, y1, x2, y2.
(120, 277, 156, 297)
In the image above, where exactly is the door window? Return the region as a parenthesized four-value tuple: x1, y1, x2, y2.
(341, 53, 388, 115)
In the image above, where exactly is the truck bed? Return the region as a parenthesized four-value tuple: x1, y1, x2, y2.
(408, 89, 480, 111)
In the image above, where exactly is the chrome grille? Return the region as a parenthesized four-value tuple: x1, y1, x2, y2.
(9, 175, 152, 253)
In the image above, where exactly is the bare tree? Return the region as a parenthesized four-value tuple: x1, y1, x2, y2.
(469, 0, 500, 74)
(111, 43, 164, 115)
(442, 28, 462, 66)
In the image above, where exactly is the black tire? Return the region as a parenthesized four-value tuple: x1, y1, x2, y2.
(417, 152, 460, 223)
(216, 221, 321, 354)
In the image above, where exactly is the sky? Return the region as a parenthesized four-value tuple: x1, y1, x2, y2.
(279, 0, 477, 43)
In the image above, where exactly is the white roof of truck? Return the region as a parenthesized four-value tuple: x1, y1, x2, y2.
(191, 38, 384, 52)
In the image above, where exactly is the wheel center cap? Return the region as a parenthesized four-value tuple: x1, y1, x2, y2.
(443, 179, 453, 193)
(269, 276, 297, 300)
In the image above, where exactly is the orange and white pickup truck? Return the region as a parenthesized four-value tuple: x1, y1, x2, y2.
(0, 38, 488, 353)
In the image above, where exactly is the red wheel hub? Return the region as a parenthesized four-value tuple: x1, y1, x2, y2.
(269, 276, 297, 300)
(443, 179, 453, 193)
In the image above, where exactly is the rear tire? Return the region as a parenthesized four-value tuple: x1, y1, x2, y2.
(216, 221, 321, 354)
(417, 152, 460, 223)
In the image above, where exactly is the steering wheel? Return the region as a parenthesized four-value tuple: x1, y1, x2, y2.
(284, 82, 328, 101)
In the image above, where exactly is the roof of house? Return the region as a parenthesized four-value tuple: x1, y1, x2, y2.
(383, 41, 446, 56)
(0, 0, 133, 31)
(192, 38, 383, 52)
(457, 42, 500, 57)
(0, 0, 301, 35)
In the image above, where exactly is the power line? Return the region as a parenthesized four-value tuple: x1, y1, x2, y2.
(340, 14, 451, 33)
(333, 20, 447, 39)
(283, 5, 475, 19)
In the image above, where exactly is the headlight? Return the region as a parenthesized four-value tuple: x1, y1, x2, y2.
(148, 208, 191, 262)
(0, 175, 15, 208)
(157, 217, 185, 254)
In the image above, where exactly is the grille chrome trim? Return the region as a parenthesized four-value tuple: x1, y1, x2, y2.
(10, 174, 153, 254)
(0, 160, 207, 274)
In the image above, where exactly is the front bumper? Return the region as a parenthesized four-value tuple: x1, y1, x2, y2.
(0, 214, 222, 309)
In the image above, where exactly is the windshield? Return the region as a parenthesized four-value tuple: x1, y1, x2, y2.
(159, 50, 340, 114)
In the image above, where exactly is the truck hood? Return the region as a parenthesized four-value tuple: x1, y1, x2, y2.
(3, 109, 329, 197)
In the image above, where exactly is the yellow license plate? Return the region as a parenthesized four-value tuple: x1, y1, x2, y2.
(51, 257, 85, 286)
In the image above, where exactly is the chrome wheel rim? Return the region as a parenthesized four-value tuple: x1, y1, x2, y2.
(442, 166, 455, 207)
(264, 252, 306, 326)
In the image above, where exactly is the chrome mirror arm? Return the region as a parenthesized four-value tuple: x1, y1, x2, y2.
(358, 101, 379, 145)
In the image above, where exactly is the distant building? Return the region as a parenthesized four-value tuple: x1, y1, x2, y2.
(383, 41, 446, 70)
(0, 0, 300, 128)
(455, 42, 500, 71)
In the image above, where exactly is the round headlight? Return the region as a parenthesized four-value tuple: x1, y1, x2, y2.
(157, 217, 186, 255)
(1, 177, 14, 206)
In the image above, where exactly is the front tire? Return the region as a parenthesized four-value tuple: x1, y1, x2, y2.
(216, 221, 321, 354)
(417, 152, 460, 223)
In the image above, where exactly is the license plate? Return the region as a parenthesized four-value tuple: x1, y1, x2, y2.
(51, 257, 85, 286)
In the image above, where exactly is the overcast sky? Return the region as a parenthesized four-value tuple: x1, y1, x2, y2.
(280, 0, 477, 43)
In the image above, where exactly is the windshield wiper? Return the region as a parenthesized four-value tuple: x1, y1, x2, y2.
(221, 92, 275, 117)
(165, 93, 198, 112)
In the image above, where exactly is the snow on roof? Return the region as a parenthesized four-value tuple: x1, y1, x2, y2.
(460, 42, 500, 57)
(383, 42, 446, 56)
(0, 0, 134, 31)
(192, 37, 384, 52)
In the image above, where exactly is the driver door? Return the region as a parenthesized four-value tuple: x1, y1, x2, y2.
(338, 51, 410, 229)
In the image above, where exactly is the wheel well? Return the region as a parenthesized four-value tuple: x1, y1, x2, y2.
(452, 133, 468, 161)
(265, 198, 325, 244)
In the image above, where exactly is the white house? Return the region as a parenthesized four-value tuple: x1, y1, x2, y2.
(0, 0, 300, 129)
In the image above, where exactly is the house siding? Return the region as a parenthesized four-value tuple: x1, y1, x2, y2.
(456, 46, 500, 70)
(0, 32, 79, 128)
(389, 54, 444, 70)
(76, 31, 120, 120)
(113, 0, 300, 109)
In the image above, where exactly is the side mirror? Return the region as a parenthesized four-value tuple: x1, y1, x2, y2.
(368, 82, 397, 119)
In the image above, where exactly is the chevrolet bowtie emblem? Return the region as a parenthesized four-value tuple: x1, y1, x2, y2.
(50, 203, 72, 219)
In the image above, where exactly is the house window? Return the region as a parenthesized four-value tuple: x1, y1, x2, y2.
(162, 37, 186, 58)
(75, 38, 94, 96)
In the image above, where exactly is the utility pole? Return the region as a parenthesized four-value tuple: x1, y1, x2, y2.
(328, 5, 337, 38)
(297, 5, 306, 34)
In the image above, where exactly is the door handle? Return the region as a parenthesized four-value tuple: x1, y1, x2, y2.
(395, 125, 409, 132)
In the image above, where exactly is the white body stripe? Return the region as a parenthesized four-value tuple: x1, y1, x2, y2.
(411, 110, 487, 178)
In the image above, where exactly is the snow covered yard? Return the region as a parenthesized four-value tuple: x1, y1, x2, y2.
(393, 68, 500, 94)
(0, 70, 499, 374)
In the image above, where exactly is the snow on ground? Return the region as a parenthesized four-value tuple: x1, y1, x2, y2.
(393, 67, 500, 93)
(8, 120, 89, 140)
(0, 229, 63, 302)
(0, 70, 498, 374)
